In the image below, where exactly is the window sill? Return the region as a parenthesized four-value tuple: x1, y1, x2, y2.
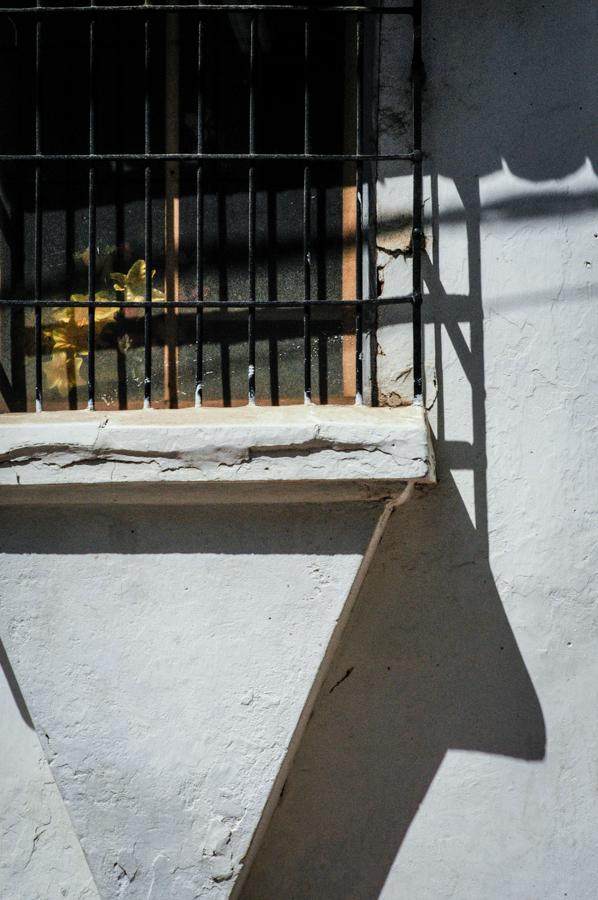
(0, 405, 435, 502)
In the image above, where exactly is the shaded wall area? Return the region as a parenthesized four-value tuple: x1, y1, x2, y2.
(239, 1, 598, 897)
(239, 481, 545, 900)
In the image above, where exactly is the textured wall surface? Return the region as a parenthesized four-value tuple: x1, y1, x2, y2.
(0, 503, 379, 899)
(239, 2, 598, 899)
(2, 1, 598, 899)
(0, 643, 98, 900)
(0, 405, 433, 488)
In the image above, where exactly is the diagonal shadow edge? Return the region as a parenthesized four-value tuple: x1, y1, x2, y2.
(237, 480, 546, 900)
(229, 483, 417, 900)
(0, 642, 102, 897)
(0, 636, 34, 729)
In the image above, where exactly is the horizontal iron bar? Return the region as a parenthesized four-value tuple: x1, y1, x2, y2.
(0, 295, 415, 309)
(0, 5, 414, 15)
(0, 152, 419, 163)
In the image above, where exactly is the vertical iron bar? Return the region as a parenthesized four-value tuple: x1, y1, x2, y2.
(144, 14, 152, 408)
(195, 14, 204, 407)
(34, 6, 42, 412)
(247, 12, 256, 404)
(87, 3, 96, 410)
(354, 12, 364, 404)
(411, 0, 423, 402)
(115, 33, 127, 410)
(302, 14, 311, 404)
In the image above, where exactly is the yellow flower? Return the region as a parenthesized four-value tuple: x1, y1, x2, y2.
(69, 291, 119, 324)
(44, 293, 118, 359)
(110, 260, 164, 303)
(44, 316, 87, 358)
(44, 352, 85, 393)
(43, 293, 117, 395)
(42, 257, 163, 396)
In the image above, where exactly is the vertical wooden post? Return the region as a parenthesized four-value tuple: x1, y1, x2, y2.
(164, 11, 180, 406)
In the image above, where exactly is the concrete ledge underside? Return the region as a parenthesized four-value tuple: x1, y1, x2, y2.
(0, 405, 435, 500)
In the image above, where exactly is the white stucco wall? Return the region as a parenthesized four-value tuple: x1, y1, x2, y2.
(0, 404, 430, 900)
(0, 643, 98, 900)
(1, 1, 598, 898)
(239, 2, 598, 899)
(0, 501, 385, 899)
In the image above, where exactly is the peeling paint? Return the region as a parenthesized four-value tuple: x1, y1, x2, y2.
(0, 406, 435, 488)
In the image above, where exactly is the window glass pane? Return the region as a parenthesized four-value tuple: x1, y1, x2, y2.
(0, 7, 365, 411)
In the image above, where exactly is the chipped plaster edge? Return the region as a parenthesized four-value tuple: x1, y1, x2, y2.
(0, 405, 435, 493)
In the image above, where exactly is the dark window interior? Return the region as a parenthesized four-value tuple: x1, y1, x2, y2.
(0, 4, 396, 412)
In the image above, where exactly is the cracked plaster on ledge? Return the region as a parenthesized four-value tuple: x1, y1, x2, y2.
(0, 406, 435, 488)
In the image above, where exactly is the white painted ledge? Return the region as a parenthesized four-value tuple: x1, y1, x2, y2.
(0, 405, 435, 495)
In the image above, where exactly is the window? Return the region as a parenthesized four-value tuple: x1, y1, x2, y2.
(0, 1, 422, 413)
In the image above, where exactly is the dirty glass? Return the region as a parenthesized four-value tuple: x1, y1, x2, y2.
(0, 7, 364, 411)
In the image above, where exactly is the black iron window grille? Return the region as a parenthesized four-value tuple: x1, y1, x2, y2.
(0, 1, 422, 413)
